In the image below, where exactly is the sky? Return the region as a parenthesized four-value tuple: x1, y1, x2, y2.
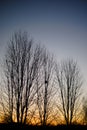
(0, 0, 87, 93)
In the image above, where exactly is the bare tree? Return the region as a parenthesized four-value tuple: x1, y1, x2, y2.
(36, 48, 55, 125)
(82, 96, 87, 125)
(55, 59, 82, 125)
(0, 31, 40, 124)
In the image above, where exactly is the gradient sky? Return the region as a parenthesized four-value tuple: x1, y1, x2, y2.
(0, 0, 87, 93)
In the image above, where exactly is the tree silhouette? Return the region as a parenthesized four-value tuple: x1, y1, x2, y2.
(36, 48, 55, 125)
(55, 59, 82, 125)
(0, 31, 40, 124)
(83, 97, 87, 125)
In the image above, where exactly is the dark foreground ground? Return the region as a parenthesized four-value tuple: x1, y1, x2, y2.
(0, 123, 87, 130)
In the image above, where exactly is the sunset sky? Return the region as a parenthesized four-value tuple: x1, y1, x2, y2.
(0, 0, 87, 93)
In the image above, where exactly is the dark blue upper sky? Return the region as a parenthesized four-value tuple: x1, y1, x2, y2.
(0, 0, 87, 92)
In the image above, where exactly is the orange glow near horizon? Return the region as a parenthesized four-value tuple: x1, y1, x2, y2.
(0, 111, 84, 125)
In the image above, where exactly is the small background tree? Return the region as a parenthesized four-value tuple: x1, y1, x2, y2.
(55, 59, 83, 125)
